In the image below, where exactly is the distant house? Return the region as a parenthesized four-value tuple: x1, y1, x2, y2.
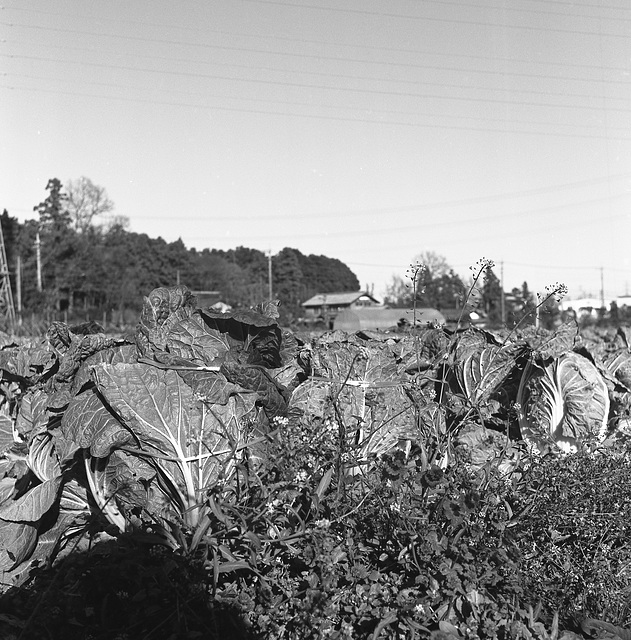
(334, 307, 445, 332)
(559, 297, 605, 319)
(301, 291, 381, 326)
(440, 308, 485, 328)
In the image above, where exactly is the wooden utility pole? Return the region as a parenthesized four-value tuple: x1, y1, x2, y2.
(267, 250, 273, 300)
(35, 232, 42, 292)
(16, 255, 22, 325)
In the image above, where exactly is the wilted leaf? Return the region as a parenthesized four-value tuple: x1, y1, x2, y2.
(220, 361, 288, 416)
(136, 285, 197, 357)
(55, 333, 130, 384)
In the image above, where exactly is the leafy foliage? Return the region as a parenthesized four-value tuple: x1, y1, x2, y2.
(1, 283, 631, 639)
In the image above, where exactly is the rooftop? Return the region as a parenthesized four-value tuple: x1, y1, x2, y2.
(301, 291, 381, 307)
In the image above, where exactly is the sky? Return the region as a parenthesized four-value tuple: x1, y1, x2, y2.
(1, 0, 630, 305)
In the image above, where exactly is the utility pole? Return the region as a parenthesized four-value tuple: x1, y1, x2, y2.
(35, 232, 42, 292)
(267, 250, 273, 300)
(16, 255, 22, 325)
(600, 266, 605, 309)
(0, 223, 16, 329)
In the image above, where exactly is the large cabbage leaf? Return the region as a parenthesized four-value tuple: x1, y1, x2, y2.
(90, 361, 260, 528)
(450, 329, 521, 406)
(303, 334, 423, 464)
(517, 351, 609, 454)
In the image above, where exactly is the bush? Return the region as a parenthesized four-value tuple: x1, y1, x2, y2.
(511, 440, 631, 629)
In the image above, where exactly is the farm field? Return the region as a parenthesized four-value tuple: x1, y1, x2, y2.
(1, 284, 631, 640)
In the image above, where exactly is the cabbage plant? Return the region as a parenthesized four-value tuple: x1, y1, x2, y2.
(0, 286, 295, 587)
(517, 351, 609, 454)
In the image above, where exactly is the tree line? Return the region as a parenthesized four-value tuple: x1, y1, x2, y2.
(2, 178, 359, 328)
(382, 251, 566, 330)
(4, 177, 603, 333)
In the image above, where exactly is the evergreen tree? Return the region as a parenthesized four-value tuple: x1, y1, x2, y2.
(34, 178, 71, 229)
(272, 248, 304, 322)
(33, 179, 78, 312)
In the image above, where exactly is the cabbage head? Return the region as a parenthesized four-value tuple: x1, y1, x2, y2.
(517, 351, 609, 454)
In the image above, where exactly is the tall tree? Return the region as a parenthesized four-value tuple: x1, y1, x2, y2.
(412, 251, 451, 279)
(383, 274, 409, 307)
(272, 248, 304, 321)
(34, 178, 70, 229)
(65, 176, 115, 233)
(33, 179, 77, 312)
(297, 253, 360, 296)
(226, 247, 269, 304)
(385, 253, 466, 309)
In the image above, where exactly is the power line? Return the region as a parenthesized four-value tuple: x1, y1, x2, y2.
(4, 6, 631, 76)
(6, 41, 630, 105)
(8, 172, 630, 226)
(4, 53, 631, 118)
(2, 22, 629, 88)
(426, 0, 631, 18)
(240, 0, 631, 38)
(7, 1, 631, 29)
(519, 0, 631, 12)
(124, 181, 631, 223)
(347, 258, 630, 273)
(7, 71, 629, 135)
(4, 83, 629, 140)
(174, 193, 630, 243)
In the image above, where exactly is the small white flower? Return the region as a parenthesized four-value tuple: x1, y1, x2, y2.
(272, 416, 289, 428)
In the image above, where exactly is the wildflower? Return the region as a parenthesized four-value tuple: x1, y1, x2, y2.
(294, 470, 309, 483)
(314, 518, 331, 529)
(323, 418, 337, 434)
(421, 465, 444, 488)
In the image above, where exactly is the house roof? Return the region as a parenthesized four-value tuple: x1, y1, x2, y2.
(301, 291, 380, 307)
